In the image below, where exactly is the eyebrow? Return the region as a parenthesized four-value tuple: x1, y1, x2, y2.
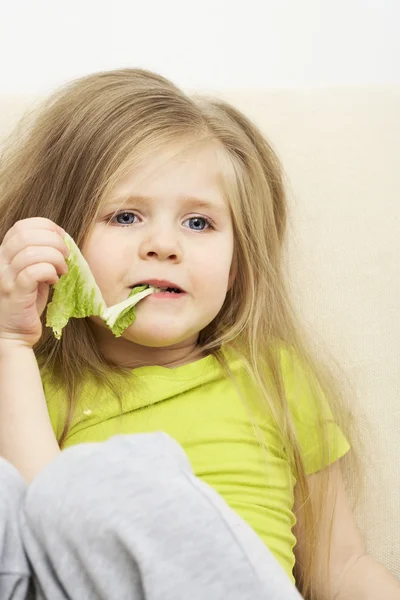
(104, 195, 229, 215)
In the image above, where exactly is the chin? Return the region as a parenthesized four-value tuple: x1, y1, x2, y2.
(121, 326, 189, 348)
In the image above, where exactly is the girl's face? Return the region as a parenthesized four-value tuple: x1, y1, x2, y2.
(83, 141, 235, 350)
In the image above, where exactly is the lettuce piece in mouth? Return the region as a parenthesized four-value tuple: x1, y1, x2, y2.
(46, 233, 159, 339)
(103, 286, 156, 337)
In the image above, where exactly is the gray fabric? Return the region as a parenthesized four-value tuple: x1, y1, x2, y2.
(1, 433, 302, 599)
(0, 459, 33, 599)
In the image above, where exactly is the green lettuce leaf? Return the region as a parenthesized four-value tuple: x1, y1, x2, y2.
(46, 233, 159, 339)
(46, 234, 106, 339)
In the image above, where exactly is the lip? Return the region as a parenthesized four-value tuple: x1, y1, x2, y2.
(149, 290, 186, 300)
(131, 279, 186, 292)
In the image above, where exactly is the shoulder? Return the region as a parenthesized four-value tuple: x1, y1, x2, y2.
(274, 342, 337, 425)
(273, 342, 351, 475)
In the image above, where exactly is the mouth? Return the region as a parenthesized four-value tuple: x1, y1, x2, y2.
(131, 279, 186, 294)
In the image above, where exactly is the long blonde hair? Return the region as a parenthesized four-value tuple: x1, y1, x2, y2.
(0, 68, 358, 598)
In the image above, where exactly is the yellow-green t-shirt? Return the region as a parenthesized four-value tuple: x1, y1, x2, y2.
(44, 345, 350, 582)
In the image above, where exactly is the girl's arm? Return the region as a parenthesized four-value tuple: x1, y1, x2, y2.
(0, 217, 68, 484)
(293, 461, 400, 599)
(0, 339, 60, 483)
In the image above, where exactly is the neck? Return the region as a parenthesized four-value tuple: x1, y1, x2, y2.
(89, 324, 207, 369)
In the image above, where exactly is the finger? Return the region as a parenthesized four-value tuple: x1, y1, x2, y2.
(15, 263, 60, 296)
(10, 247, 68, 280)
(2, 218, 65, 246)
(2, 229, 69, 263)
(0, 263, 16, 294)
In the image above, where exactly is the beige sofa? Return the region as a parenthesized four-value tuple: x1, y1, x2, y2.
(0, 87, 399, 578)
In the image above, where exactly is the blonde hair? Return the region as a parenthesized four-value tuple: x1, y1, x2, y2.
(0, 68, 359, 598)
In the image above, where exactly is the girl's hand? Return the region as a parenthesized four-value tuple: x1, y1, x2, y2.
(0, 218, 69, 348)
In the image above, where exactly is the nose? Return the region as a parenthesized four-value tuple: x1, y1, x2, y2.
(139, 228, 182, 263)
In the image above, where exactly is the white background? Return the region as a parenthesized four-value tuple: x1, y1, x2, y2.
(0, 0, 399, 94)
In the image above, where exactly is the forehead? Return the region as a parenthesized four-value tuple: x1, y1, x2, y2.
(108, 140, 232, 210)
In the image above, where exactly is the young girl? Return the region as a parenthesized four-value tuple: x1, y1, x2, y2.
(0, 68, 398, 600)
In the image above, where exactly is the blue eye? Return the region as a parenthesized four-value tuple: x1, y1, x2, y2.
(110, 212, 213, 231)
(113, 212, 138, 226)
(183, 217, 212, 231)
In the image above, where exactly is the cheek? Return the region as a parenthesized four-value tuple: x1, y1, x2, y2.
(82, 236, 129, 303)
(83, 246, 110, 284)
(191, 242, 233, 294)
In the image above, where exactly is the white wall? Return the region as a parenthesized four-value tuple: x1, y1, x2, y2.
(0, 0, 399, 94)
